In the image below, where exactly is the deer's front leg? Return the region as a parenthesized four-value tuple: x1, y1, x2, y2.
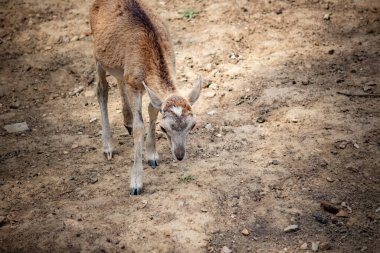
(127, 89, 144, 195)
(146, 102, 160, 168)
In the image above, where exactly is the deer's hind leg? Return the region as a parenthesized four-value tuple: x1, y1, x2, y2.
(96, 62, 115, 160)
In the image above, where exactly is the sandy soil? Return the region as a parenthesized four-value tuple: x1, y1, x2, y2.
(0, 0, 379, 252)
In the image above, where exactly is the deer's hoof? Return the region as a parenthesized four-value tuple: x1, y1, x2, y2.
(103, 150, 115, 160)
(148, 160, 159, 169)
(125, 125, 133, 135)
(130, 187, 143, 196)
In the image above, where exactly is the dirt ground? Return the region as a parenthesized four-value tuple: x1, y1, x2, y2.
(0, 0, 379, 252)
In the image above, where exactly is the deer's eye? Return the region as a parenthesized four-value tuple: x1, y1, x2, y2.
(160, 126, 167, 133)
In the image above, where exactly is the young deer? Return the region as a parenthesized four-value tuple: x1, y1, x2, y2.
(90, 0, 202, 195)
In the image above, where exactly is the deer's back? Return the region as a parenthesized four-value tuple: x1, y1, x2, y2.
(90, 0, 175, 88)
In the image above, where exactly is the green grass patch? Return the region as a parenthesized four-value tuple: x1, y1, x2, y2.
(178, 174, 197, 183)
(179, 9, 199, 20)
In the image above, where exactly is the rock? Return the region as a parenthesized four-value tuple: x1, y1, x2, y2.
(71, 144, 79, 149)
(319, 242, 332, 251)
(272, 160, 280, 165)
(275, 8, 284, 15)
(205, 123, 213, 130)
(209, 83, 219, 90)
(312, 241, 319, 252)
(323, 13, 331, 20)
(10, 101, 20, 109)
(4, 122, 29, 133)
(205, 91, 216, 98)
(313, 213, 327, 224)
(321, 201, 339, 214)
(241, 228, 249, 236)
(221, 246, 232, 253)
(335, 210, 348, 218)
(207, 110, 217, 116)
(71, 35, 79, 42)
(375, 207, 380, 213)
(72, 86, 84, 95)
(0, 216, 6, 226)
(63, 151, 69, 155)
(256, 117, 266, 123)
(89, 118, 97, 123)
(326, 177, 334, 182)
(300, 242, 308, 250)
(301, 79, 310, 85)
(353, 143, 359, 149)
(284, 224, 299, 232)
(328, 49, 335, 55)
(89, 172, 98, 184)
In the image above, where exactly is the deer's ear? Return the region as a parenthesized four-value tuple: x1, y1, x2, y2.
(188, 76, 202, 105)
(143, 81, 163, 109)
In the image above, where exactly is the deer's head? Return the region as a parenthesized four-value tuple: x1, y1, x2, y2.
(143, 78, 202, 161)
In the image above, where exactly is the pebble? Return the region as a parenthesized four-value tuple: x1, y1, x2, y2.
(63, 151, 69, 155)
(323, 13, 331, 20)
(321, 201, 339, 214)
(71, 35, 79, 42)
(205, 123, 213, 130)
(205, 91, 216, 98)
(319, 242, 332, 251)
(4, 122, 29, 133)
(221, 246, 232, 253)
(353, 143, 359, 149)
(326, 177, 334, 182)
(89, 118, 97, 123)
(256, 117, 266, 123)
(300, 242, 308, 250)
(272, 160, 280, 165)
(311, 241, 319, 252)
(284, 224, 299, 232)
(72, 86, 84, 95)
(241, 228, 249, 236)
(335, 210, 348, 218)
(207, 110, 217, 116)
(328, 49, 335, 55)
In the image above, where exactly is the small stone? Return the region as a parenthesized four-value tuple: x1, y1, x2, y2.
(89, 118, 97, 123)
(205, 91, 216, 98)
(4, 122, 29, 133)
(63, 151, 69, 155)
(326, 177, 334, 182)
(312, 242, 319, 252)
(72, 86, 84, 95)
(241, 228, 249, 236)
(275, 8, 283, 15)
(221, 246, 232, 253)
(319, 242, 332, 251)
(313, 213, 327, 224)
(71, 35, 79, 42)
(272, 160, 280, 165)
(323, 13, 331, 20)
(321, 201, 339, 214)
(209, 83, 219, 90)
(301, 79, 310, 85)
(201, 208, 208, 212)
(89, 173, 98, 184)
(335, 210, 348, 218)
(300, 242, 308, 250)
(71, 144, 79, 149)
(353, 143, 359, 149)
(205, 123, 213, 130)
(44, 46, 52, 50)
(256, 117, 266, 123)
(284, 224, 299, 232)
(328, 49, 335, 55)
(207, 110, 217, 116)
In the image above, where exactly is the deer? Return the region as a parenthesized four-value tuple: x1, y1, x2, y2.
(90, 0, 202, 195)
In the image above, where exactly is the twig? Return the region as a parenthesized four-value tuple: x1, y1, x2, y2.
(337, 91, 380, 98)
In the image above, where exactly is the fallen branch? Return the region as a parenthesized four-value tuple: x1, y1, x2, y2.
(337, 91, 380, 98)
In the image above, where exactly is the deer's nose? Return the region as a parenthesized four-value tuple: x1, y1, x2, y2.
(174, 148, 185, 161)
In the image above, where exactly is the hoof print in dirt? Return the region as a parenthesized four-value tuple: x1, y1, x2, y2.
(148, 160, 159, 169)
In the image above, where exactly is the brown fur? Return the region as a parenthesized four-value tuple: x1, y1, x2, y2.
(90, 0, 176, 92)
(163, 95, 192, 115)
